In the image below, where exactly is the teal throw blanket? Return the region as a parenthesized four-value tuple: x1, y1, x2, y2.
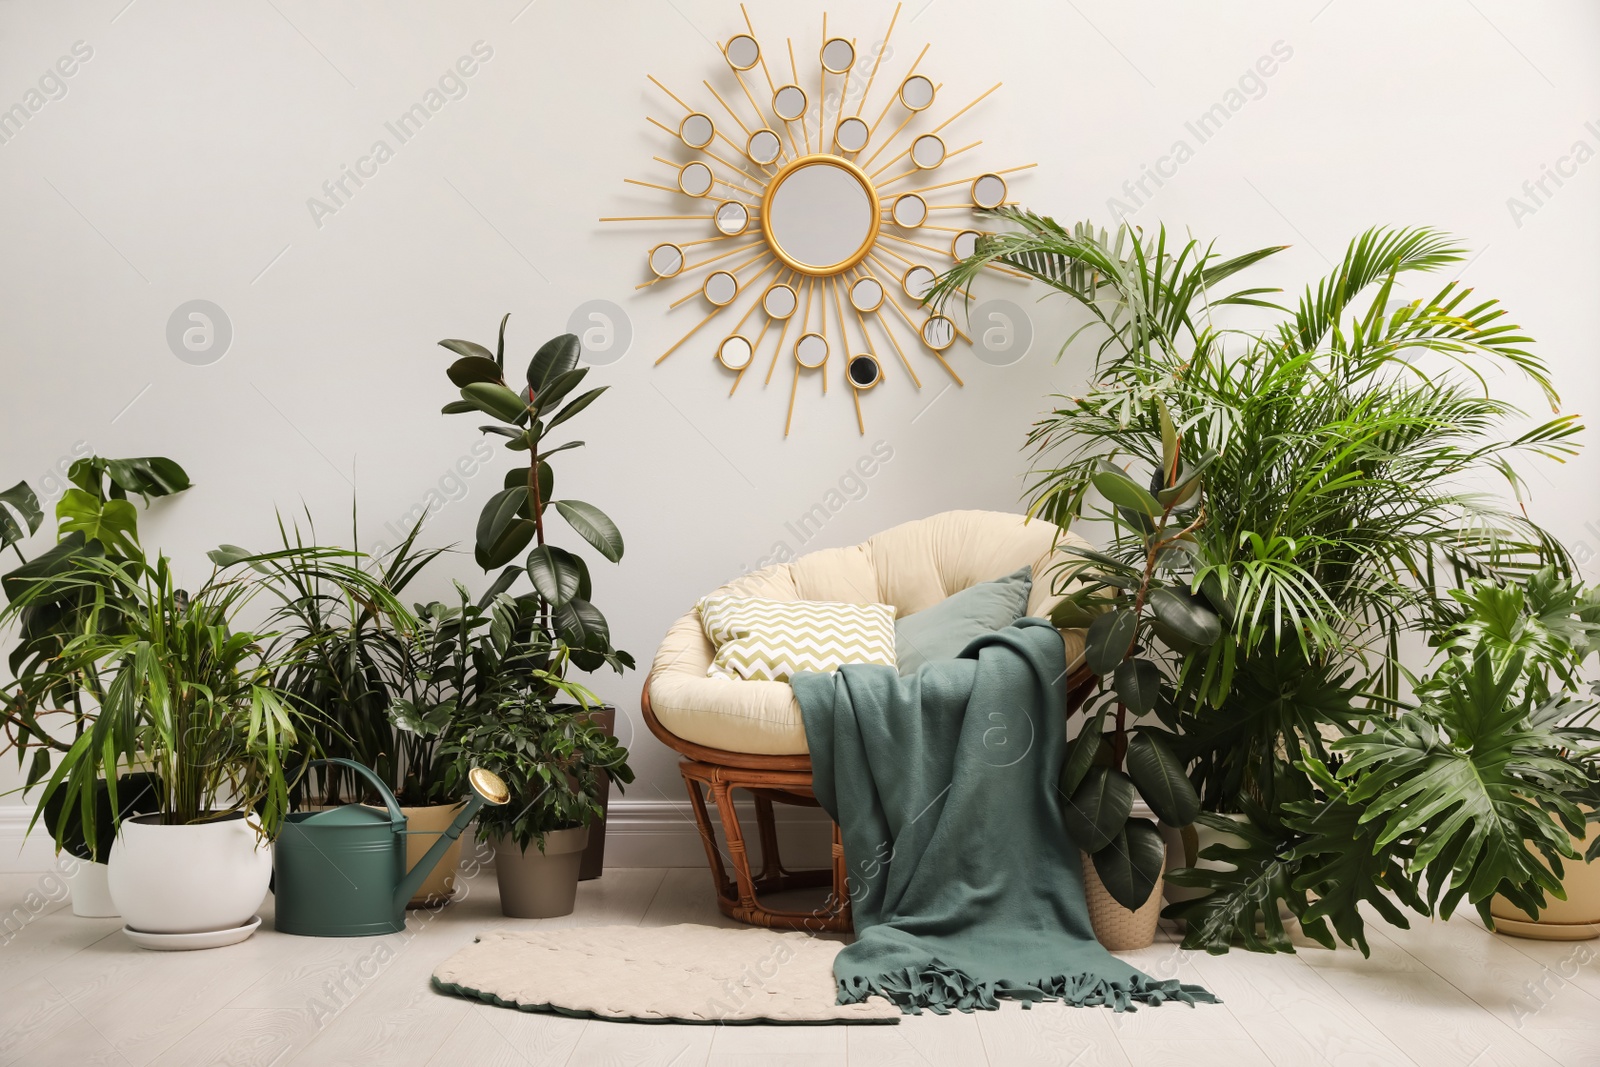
(794, 618, 1217, 1014)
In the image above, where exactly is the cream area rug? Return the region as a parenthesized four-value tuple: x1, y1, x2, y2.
(431, 925, 900, 1024)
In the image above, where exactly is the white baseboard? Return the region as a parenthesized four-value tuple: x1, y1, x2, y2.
(0, 798, 836, 874)
(598, 798, 835, 870)
(0, 807, 56, 873)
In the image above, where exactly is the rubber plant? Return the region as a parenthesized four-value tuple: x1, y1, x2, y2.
(439, 318, 632, 677)
(1053, 401, 1205, 912)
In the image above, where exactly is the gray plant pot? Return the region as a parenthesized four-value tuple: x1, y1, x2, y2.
(493, 826, 590, 919)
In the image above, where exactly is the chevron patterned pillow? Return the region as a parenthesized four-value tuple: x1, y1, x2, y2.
(697, 595, 897, 682)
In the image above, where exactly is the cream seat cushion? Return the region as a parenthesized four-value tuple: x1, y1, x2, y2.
(647, 510, 1092, 755)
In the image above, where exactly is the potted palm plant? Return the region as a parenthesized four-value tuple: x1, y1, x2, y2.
(11, 548, 350, 946)
(935, 213, 1583, 954)
(0, 456, 191, 917)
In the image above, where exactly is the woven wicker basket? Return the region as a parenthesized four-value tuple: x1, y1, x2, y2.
(1080, 850, 1164, 950)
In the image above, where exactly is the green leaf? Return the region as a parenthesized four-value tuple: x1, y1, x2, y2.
(1126, 730, 1200, 826)
(1059, 706, 1107, 796)
(1, 531, 99, 602)
(527, 333, 582, 392)
(1084, 607, 1136, 674)
(553, 597, 609, 650)
(439, 338, 496, 362)
(553, 500, 624, 563)
(104, 457, 191, 500)
(1156, 398, 1179, 482)
(1091, 460, 1160, 516)
(56, 491, 140, 557)
(503, 463, 554, 508)
(1092, 819, 1165, 911)
(1049, 595, 1103, 630)
(447, 356, 504, 388)
(526, 544, 584, 608)
(1148, 586, 1221, 646)
(461, 382, 529, 423)
(1061, 765, 1134, 853)
(534, 367, 589, 414)
(547, 386, 607, 430)
(1113, 657, 1161, 714)
(495, 313, 510, 371)
(475, 488, 536, 569)
(0, 480, 42, 551)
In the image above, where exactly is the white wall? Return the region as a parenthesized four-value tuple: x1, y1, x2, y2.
(3, 0, 1598, 866)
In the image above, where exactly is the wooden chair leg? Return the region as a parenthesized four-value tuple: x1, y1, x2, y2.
(751, 794, 790, 884)
(710, 779, 760, 912)
(681, 770, 734, 906)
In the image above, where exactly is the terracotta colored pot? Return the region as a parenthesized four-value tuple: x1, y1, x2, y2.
(494, 826, 590, 918)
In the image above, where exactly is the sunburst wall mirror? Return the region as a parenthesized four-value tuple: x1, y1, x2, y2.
(604, 3, 1032, 435)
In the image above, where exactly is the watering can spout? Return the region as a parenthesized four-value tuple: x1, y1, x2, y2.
(393, 768, 510, 911)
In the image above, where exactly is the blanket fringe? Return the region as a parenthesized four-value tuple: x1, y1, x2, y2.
(838, 963, 1219, 1015)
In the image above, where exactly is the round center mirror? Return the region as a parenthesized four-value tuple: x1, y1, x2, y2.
(761, 155, 879, 275)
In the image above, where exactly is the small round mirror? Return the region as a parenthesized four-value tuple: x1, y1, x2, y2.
(762, 157, 879, 275)
(649, 243, 685, 278)
(714, 200, 749, 235)
(899, 75, 935, 111)
(679, 161, 714, 197)
(892, 193, 927, 228)
(773, 85, 807, 121)
(848, 354, 882, 389)
(902, 264, 936, 300)
(821, 38, 856, 74)
(849, 276, 884, 312)
(921, 315, 955, 350)
(679, 112, 715, 149)
(795, 332, 829, 368)
(910, 134, 946, 170)
(718, 335, 753, 370)
(704, 270, 738, 306)
(952, 229, 981, 260)
(725, 35, 760, 71)
(763, 284, 798, 319)
(971, 173, 1007, 209)
(834, 117, 869, 154)
(469, 767, 510, 806)
(746, 128, 782, 165)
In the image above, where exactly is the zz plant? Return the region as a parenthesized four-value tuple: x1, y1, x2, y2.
(439, 318, 632, 677)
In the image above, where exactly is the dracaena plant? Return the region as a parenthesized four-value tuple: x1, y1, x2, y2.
(439, 318, 632, 677)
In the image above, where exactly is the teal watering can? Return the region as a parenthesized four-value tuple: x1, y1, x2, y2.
(272, 758, 509, 937)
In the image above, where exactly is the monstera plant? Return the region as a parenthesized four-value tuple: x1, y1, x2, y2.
(1053, 402, 1205, 910)
(439, 318, 632, 677)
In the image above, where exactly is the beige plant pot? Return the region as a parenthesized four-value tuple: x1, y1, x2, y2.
(1491, 822, 1600, 941)
(1081, 848, 1166, 951)
(494, 826, 590, 919)
(402, 803, 465, 908)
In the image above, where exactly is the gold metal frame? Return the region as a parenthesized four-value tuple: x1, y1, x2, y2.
(608, 4, 1033, 436)
(760, 154, 880, 276)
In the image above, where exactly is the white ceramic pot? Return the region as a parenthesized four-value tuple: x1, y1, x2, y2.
(108, 814, 271, 934)
(66, 859, 119, 918)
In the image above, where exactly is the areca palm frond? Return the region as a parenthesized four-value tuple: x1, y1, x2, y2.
(935, 212, 1581, 814)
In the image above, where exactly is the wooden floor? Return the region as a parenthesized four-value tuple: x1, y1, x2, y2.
(0, 866, 1595, 1066)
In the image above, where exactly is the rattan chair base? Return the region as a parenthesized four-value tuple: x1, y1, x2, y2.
(641, 664, 1095, 936)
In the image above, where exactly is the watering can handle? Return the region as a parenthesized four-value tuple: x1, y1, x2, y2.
(308, 758, 405, 825)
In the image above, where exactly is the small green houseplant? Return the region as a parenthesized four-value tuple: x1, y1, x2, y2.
(9, 547, 345, 940)
(441, 628, 633, 918)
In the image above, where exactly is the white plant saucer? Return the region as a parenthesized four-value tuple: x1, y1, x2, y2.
(122, 915, 261, 951)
